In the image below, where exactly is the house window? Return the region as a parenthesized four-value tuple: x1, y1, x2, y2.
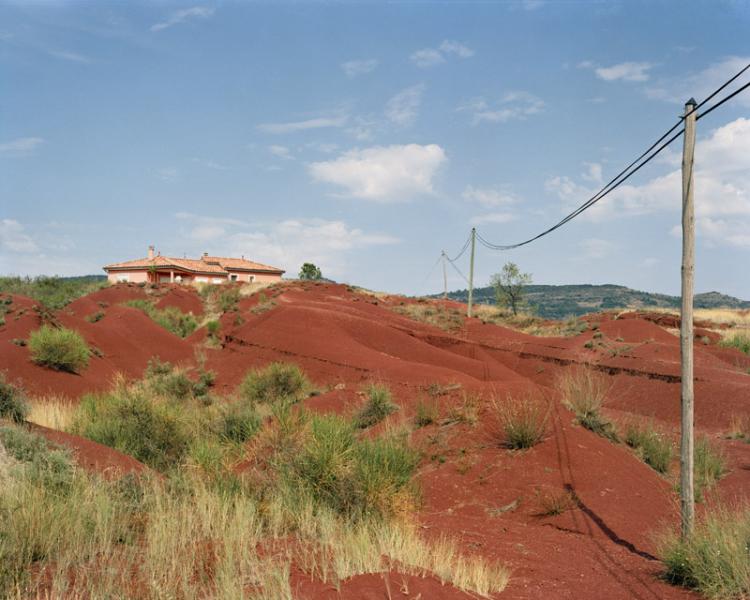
(196, 277, 209, 283)
(230, 274, 238, 282)
(212, 278, 224, 284)
(116, 274, 129, 283)
(248, 275, 256, 283)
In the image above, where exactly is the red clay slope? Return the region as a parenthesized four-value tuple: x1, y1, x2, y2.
(3, 281, 748, 599)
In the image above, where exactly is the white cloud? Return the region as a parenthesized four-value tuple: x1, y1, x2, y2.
(645, 56, 750, 108)
(410, 40, 474, 68)
(0, 219, 38, 253)
(156, 167, 179, 181)
(308, 143, 447, 201)
(462, 185, 518, 208)
(578, 60, 654, 82)
(410, 48, 445, 68)
(596, 62, 654, 82)
(385, 84, 425, 126)
(0, 137, 45, 158)
(341, 58, 379, 78)
(439, 40, 475, 58)
(257, 115, 348, 135)
(458, 91, 544, 125)
(49, 50, 92, 64)
(470, 212, 516, 225)
(191, 158, 230, 170)
(177, 213, 398, 279)
(268, 145, 293, 160)
(546, 118, 750, 247)
(151, 6, 215, 32)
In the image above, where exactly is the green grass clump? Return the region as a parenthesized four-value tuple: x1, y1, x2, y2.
(238, 362, 309, 405)
(71, 386, 189, 471)
(125, 299, 198, 338)
(289, 414, 419, 518)
(354, 384, 398, 429)
(414, 397, 439, 427)
(143, 358, 214, 401)
(0, 375, 28, 423)
(695, 436, 727, 501)
(493, 395, 548, 449)
(557, 367, 618, 442)
(0, 275, 107, 309)
(662, 504, 750, 598)
(217, 402, 261, 443)
(28, 325, 90, 373)
(624, 420, 674, 474)
(719, 331, 750, 355)
(0, 425, 73, 490)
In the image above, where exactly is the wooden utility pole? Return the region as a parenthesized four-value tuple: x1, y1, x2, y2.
(680, 97, 697, 539)
(442, 251, 448, 299)
(467, 228, 476, 317)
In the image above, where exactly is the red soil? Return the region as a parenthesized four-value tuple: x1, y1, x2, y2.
(3, 281, 748, 599)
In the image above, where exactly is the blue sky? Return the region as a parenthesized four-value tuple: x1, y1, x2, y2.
(1, 1, 749, 299)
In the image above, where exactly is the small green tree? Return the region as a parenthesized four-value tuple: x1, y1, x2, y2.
(299, 263, 322, 280)
(491, 262, 532, 316)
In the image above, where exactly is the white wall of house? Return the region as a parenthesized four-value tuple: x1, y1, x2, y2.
(107, 271, 149, 283)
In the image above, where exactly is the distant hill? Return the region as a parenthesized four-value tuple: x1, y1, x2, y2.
(437, 284, 750, 319)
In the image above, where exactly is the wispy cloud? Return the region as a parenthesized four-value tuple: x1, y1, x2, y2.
(385, 84, 425, 127)
(578, 60, 654, 82)
(410, 39, 474, 68)
(469, 212, 516, 225)
(268, 145, 293, 160)
(458, 91, 544, 125)
(155, 167, 179, 181)
(0, 137, 45, 158)
(0, 219, 39, 253)
(151, 6, 215, 33)
(257, 115, 348, 135)
(645, 56, 750, 107)
(49, 50, 92, 64)
(309, 143, 447, 202)
(462, 185, 519, 208)
(176, 213, 398, 279)
(191, 158, 230, 170)
(341, 58, 379, 78)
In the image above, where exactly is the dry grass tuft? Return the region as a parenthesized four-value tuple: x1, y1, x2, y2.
(26, 396, 76, 431)
(557, 367, 618, 441)
(491, 394, 548, 449)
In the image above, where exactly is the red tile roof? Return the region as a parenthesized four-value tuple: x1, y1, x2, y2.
(104, 254, 284, 275)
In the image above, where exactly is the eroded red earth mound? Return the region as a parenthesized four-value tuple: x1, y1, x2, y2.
(2, 281, 748, 599)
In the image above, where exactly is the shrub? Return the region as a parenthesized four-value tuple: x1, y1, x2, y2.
(217, 402, 261, 444)
(624, 420, 674, 474)
(0, 425, 73, 490)
(217, 287, 241, 313)
(238, 362, 309, 405)
(29, 325, 90, 373)
(143, 358, 213, 401)
(719, 330, 750, 355)
(71, 387, 189, 471)
(536, 488, 576, 516)
(0, 375, 28, 423)
(493, 395, 548, 449)
(661, 504, 750, 598)
(695, 436, 727, 501)
(354, 384, 398, 429)
(414, 397, 439, 427)
(557, 367, 618, 442)
(206, 319, 221, 338)
(290, 414, 419, 518)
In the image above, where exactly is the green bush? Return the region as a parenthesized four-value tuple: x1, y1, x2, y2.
(206, 319, 221, 338)
(238, 362, 309, 405)
(354, 384, 398, 429)
(28, 325, 90, 373)
(125, 300, 198, 338)
(217, 402, 261, 443)
(289, 413, 419, 518)
(217, 287, 241, 313)
(0, 375, 28, 423)
(0, 425, 73, 490)
(143, 358, 214, 401)
(662, 504, 750, 598)
(494, 395, 548, 449)
(71, 388, 189, 471)
(695, 436, 727, 501)
(624, 421, 674, 474)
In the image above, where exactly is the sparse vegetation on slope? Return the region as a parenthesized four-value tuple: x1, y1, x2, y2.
(238, 362, 310, 405)
(694, 436, 727, 501)
(29, 325, 90, 373)
(719, 330, 750, 355)
(353, 383, 398, 429)
(0, 275, 108, 309)
(624, 420, 674, 474)
(0, 376, 28, 423)
(492, 394, 548, 449)
(125, 299, 199, 338)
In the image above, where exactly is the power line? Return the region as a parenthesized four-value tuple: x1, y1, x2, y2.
(467, 62, 750, 252)
(445, 232, 472, 262)
(445, 255, 470, 285)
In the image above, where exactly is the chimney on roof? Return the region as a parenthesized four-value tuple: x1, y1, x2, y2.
(148, 245, 155, 260)
(202, 252, 208, 262)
